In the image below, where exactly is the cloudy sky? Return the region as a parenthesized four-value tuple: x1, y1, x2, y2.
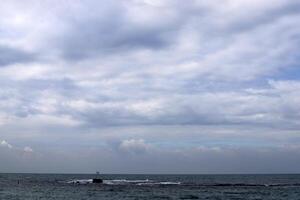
(0, 0, 300, 174)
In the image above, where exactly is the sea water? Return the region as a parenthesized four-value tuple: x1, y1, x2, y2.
(1, 173, 300, 199)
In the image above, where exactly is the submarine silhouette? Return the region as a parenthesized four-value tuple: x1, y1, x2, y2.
(92, 178, 103, 183)
(92, 171, 103, 183)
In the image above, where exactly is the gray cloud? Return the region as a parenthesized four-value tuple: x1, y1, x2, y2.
(41, 0, 184, 60)
(0, 0, 300, 173)
(0, 46, 35, 66)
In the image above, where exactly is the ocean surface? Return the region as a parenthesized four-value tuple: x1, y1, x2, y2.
(1, 174, 300, 199)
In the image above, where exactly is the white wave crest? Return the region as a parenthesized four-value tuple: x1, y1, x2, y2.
(103, 179, 151, 185)
(66, 179, 181, 186)
(137, 181, 181, 186)
(67, 179, 93, 184)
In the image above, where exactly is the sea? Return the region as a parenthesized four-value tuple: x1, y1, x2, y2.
(1, 174, 300, 199)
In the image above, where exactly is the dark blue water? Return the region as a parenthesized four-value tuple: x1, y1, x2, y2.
(1, 174, 300, 199)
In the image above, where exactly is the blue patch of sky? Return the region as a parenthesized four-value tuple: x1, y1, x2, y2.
(271, 65, 300, 81)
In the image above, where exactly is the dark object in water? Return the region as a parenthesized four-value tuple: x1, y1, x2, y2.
(92, 178, 103, 183)
(180, 195, 199, 199)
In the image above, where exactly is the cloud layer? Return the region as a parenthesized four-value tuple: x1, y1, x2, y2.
(0, 0, 300, 173)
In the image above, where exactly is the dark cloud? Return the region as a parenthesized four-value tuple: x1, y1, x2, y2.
(0, 46, 35, 66)
(44, 0, 217, 61)
(60, 20, 174, 60)
(53, 1, 181, 60)
(221, 1, 300, 34)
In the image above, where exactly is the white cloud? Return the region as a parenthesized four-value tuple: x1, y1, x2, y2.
(119, 139, 152, 154)
(0, 140, 13, 149)
(23, 146, 33, 153)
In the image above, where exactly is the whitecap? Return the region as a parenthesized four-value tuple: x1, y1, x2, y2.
(67, 179, 93, 184)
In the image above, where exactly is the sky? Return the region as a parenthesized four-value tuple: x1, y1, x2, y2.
(0, 0, 300, 174)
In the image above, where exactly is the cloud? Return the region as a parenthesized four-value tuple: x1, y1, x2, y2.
(23, 0, 185, 60)
(0, 0, 300, 173)
(0, 45, 35, 67)
(23, 146, 33, 153)
(119, 139, 152, 154)
(0, 140, 35, 154)
(38, 79, 297, 130)
(0, 140, 13, 149)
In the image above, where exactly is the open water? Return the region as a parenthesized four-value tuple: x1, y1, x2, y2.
(1, 174, 300, 199)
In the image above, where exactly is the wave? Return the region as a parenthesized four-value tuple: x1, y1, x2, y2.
(103, 179, 181, 186)
(103, 179, 150, 185)
(187, 183, 300, 187)
(137, 181, 181, 186)
(66, 179, 93, 184)
(65, 179, 300, 187)
(66, 179, 181, 186)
